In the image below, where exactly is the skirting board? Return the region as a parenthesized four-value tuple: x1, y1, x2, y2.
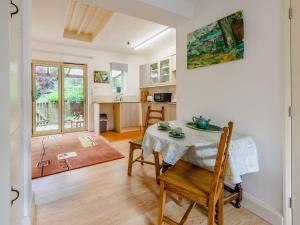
(243, 192, 283, 225)
(22, 193, 37, 225)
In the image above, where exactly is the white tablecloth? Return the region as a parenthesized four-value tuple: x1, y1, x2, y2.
(142, 121, 259, 184)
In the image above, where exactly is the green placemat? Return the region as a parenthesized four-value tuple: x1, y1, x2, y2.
(186, 122, 222, 132)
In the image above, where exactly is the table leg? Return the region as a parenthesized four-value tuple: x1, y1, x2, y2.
(234, 183, 243, 208)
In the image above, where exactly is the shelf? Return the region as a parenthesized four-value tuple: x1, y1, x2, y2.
(140, 83, 176, 89)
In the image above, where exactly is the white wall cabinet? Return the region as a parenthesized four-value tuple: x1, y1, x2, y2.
(170, 54, 176, 71)
(140, 55, 176, 88)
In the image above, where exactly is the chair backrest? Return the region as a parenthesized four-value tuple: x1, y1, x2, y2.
(144, 106, 165, 132)
(209, 122, 234, 204)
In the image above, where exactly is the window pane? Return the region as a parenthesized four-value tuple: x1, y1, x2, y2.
(35, 65, 59, 132)
(63, 67, 85, 129)
(111, 70, 124, 93)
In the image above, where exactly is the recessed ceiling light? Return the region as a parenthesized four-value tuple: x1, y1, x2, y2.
(134, 27, 170, 50)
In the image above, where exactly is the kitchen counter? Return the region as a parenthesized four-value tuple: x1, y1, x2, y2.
(93, 101, 140, 104)
(141, 101, 176, 105)
(93, 101, 176, 104)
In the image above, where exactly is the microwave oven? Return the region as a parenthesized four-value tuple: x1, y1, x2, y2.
(153, 93, 172, 102)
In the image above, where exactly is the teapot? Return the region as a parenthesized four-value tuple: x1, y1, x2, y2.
(192, 116, 211, 129)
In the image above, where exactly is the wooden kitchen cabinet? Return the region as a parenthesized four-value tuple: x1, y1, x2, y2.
(164, 104, 176, 121)
(114, 103, 141, 133)
(141, 103, 176, 128)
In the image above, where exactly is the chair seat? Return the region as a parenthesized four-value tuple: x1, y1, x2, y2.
(129, 136, 143, 146)
(159, 160, 213, 205)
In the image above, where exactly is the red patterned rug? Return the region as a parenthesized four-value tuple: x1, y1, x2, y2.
(31, 132, 124, 179)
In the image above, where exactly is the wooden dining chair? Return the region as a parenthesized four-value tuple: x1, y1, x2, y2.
(158, 122, 233, 225)
(127, 105, 165, 182)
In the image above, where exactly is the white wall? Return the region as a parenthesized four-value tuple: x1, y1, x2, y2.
(147, 43, 176, 62)
(32, 41, 146, 130)
(177, 0, 284, 221)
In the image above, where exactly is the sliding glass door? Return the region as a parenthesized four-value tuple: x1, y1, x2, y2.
(32, 61, 87, 136)
(32, 62, 61, 135)
(62, 64, 87, 132)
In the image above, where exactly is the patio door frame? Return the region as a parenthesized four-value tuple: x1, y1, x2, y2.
(61, 63, 88, 133)
(31, 60, 88, 136)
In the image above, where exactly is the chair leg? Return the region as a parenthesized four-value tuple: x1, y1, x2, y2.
(179, 202, 196, 225)
(141, 149, 144, 165)
(158, 181, 166, 225)
(127, 144, 134, 176)
(154, 152, 160, 184)
(178, 196, 184, 206)
(208, 203, 215, 225)
(217, 188, 224, 225)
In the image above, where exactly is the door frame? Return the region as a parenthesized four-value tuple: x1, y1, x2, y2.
(0, 1, 11, 224)
(290, 0, 300, 224)
(31, 60, 62, 136)
(61, 63, 88, 133)
(284, 0, 292, 225)
(31, 60, 88, 136)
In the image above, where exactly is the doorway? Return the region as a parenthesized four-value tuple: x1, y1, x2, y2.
(291, 0, 300, 224)
(32, 61, 88, 136)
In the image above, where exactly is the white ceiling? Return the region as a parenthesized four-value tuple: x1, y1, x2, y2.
(139, 0, 199, 18)
(32, 0, 176, 56)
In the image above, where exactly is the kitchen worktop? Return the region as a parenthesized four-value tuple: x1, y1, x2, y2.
(141, 101, 176, 105)
(93, 101, 176, 104)
(93, 101, 140, 104)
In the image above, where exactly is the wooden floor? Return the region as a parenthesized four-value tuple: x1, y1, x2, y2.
(101, 130, 143, 142)
(32, 134, 270, 225)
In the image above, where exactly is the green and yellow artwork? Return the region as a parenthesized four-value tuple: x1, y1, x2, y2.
(187, 11, 244, 69)
(94, 71, 109, 83)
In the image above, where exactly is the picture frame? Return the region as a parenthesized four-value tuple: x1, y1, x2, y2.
(94, 71, 110, 83)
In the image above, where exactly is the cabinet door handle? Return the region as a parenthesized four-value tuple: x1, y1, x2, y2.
(11, 186, 20, 206)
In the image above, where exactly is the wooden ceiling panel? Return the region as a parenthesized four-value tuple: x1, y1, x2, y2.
(63, 0, 113, 42)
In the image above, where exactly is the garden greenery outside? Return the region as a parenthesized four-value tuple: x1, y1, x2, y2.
(35, 66, 85, 124)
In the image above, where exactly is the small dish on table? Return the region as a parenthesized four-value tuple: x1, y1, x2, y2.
(157, 122, 171, 131)
(169, 127, 185, 138)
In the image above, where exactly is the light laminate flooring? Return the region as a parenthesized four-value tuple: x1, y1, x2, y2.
(32, 137, 270, 225)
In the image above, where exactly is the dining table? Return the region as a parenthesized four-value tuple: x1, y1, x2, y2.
(142, 120, 259, 208)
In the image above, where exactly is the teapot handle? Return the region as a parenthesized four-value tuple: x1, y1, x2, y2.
(192, 116, 198, 123)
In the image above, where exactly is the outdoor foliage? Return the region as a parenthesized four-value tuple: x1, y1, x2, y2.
(187, 11, 244, 69)
(35, 69, 84, 104)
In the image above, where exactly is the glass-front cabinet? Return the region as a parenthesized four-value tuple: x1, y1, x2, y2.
(150, 62, 159, 84)
(159, 59, 170, 83)
(139, 55, 176, 88)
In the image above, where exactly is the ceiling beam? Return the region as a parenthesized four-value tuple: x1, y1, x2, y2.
(63, 30, 93, 42)
(92, 10, 113, 39)
(86, 8, 100, 33)
(77, 5, 91, 34)
(69, 1, 80, 31)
